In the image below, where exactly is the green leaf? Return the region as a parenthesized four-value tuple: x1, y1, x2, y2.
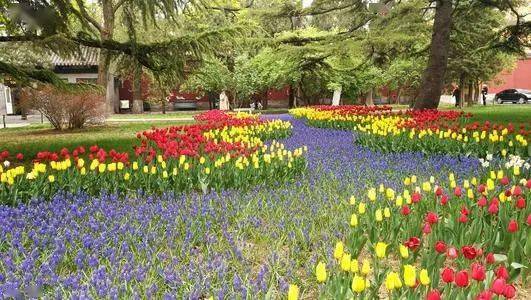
(493, 254, 507, 262)
(510, 262, 527, 269)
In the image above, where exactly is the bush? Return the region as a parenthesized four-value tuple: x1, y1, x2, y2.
(21, 85, 104, 130)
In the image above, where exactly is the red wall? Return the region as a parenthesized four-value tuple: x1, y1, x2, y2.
(488, 58, 531, 93)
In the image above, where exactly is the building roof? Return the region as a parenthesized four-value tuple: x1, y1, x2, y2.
(49, 47, 99, 67)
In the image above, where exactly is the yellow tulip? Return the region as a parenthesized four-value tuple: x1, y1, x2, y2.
(349, 196, 356, 205)
(333, 241, 344, 260)
(384, 207, 391, 218)
(375, 242, 388, 258)
(385, 271, 403, 290)
(351, 275, 366, 293)
(124, 173, 130, 181)
(399, 244, 409, 259)
(350, 259, 359, 273)
(350, 214, 358, 227)
(358, 202, 366, 215)
(420, 269, 430, 285)
(375, 209, 383, 222)
(361, 259, 371, 275)
(403, 265, 416, 287)
(340, 253, 351, 271)
(287, 284, 299, 300)
(315, 262, 327, 283)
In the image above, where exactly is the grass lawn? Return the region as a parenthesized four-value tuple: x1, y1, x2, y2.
(457, 104, 531, 127)
(0, 121, 192, 160)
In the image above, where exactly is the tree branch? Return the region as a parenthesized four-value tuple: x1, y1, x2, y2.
(74, 0, 103, 33)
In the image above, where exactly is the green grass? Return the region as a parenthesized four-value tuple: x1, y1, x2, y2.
(0, 121, 192, 160)
(457, 105, 531, 127)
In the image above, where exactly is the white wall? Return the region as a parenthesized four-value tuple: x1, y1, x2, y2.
(58, 73, 98, 83)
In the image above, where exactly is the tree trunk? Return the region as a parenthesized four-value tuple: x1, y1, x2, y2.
(396, 87, 402, 104)
(131, 63, 143, 114)
(366, 88, 374, 106)
(459, 74, 465, 108)
(97, 0, 116, 115)
(332, 86, 342, 106)
(467, 81, 473, 107)
(414, 0, 453, 109)
(288, 85, 295, 108)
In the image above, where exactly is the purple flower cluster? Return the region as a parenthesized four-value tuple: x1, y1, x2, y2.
(0, 115, 481, 298)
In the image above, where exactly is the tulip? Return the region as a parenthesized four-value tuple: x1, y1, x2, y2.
(446, 247, 458, 259)
(455, 270, 469, 287)
(287, 284, 299, 300)
(422, 222, 432, 234)
(349, 196, 356, 205)
(385, 271, 402, 290)
(434, 241, 446, 254)
(425, 212, 438, 224)
(358, 202, 366, 214)
(383, 207, 391, 218)
(340, 253, 351, 271)
(411, 192, 421, 203)
(440, 194, 448, 205)
(441, 267, 454, 283)
(350, 214, 358, 227)
(403, 265, 416, 287)
(350, 259, 359, 273)
(419, 269, 430, 285)
(471, 262, 486, 281)
(352, 275, 366, 293)
(476, 290, 493, 300)
(461, 245, 477, 260)
(426, 290, 441, 300)
(399, 244, 409, 258)
(361, 259, 371, 275)
(315, 262, 327, 283)
(333, 242, 344, 260)
(504, 284, 516, 299)
(375, 242, 388, 258)
(507, 220, 518, 233)
(48, 175, 55, 183)
(401, 205, 411, 216)
(527, 214, 531, 226)
(375, 209, 383, 222)
(495, 265, 509, 279)
(491, 278, 506, 295)
(515, 197, 526, 209)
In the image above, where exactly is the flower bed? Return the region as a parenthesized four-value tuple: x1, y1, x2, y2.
(0, 111, 306, 204)
(308, 161, 530, 299)
(291, 106, 530, 158)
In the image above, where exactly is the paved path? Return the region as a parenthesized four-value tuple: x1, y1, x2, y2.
(106, 117, 194, 122)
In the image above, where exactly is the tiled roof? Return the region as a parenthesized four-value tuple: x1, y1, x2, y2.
(49, 47, 99, 67)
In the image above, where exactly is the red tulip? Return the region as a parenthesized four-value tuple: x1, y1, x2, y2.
(476, 290, 493, 300)
(471, 262, 486, 281)
(440, 194, 449, 205)
(462, 245, 477, 259)
(422, 222, 432, 234)
(486, 252, 495, 264)
(426, 289, 441, 300)
(515, 197, 526, 209)
(435, 187, 443, 196)
(15, 153, 24, 160)
(527, 214, 531, 226)
(500, 176, 509, 185)
(412, 192, 421, 203)
(425, 212, 438, 224)
(488, 203, 499, 215)
(404, 237, 420, 251)
(503, 284, 516, 298)
(401, 205, 411, 216)
(512, 186, 522, 196)
(491, 278, 506, 295)
(455, 270, 469, 287)
(458, 213, 468, 223)
(507, 220, 518, 233)
(526, 179, 531, 189)
(495, 265, 509, 279)
(441, 267, 455, 283)
(477, 196, 487, 207)
(454, 187, 462, 197)
(478, 184, 486, 193)
(434, 241, 447, 253)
